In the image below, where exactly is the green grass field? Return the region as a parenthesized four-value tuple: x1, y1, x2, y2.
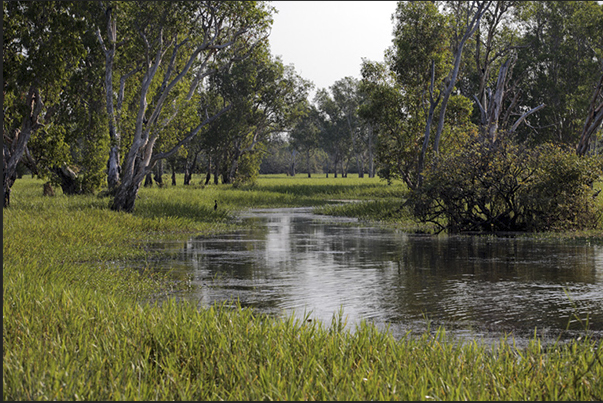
(3, 176, 602, 400)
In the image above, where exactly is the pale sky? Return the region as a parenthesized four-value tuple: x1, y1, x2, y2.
(268, 1, 399, 100)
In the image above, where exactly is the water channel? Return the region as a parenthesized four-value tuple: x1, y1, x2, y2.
(143, 207, 603, 346)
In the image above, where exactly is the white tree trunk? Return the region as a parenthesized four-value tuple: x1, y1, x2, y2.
(577, 73, 603, 156)
(433, 1, 491, 154)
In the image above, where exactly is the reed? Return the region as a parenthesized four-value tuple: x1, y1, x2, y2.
(3, 177, 602, 400)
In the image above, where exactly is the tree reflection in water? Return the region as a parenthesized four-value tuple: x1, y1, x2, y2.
(143, 208, 603, 346)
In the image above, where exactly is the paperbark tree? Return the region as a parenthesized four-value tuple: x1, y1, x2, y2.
(314, 88, 352, 178)
(3, 1, 86, 207)
(416, 1, 491, 186)
(577, 72, 603, 156)
(331, 77, 366, 177)
(207, 48, 311, 184)
(289, 106, 322, 178)
(389, 1, 452, 187)
(94, 1, 272, 212)
(470, 1, 521, 121)
(432, 1, 492, 154)
(359, 60, 414, 187)
(513, 1, 603, 145)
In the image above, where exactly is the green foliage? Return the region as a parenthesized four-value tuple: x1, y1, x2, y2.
(525, 144, 603, 230)
(3, 1, 87, 103)
(388, 1, 451, 90)
(412, 136, 603, 233)
(2, 1, 92, 199)
(315, 77, 375, 178)
(232, 149, 263, 187)
(204, 43, 312, 184)
(513, 1, 603, 144)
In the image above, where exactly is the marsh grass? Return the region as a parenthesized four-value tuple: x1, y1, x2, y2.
(4, 176, 602, 400)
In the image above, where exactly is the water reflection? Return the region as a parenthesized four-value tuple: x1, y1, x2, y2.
(144, 207, 603, 344)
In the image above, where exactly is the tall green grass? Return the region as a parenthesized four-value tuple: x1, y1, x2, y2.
(4, 177, 602, 400)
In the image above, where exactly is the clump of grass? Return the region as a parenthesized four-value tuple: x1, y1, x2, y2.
(5, 285, 601, 400)
(4, 177, 602, 400)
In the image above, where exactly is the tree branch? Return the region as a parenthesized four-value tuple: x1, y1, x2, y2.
(508, 104, 545, 134)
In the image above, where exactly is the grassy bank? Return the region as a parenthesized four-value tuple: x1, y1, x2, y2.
(3, 176, 602, 400)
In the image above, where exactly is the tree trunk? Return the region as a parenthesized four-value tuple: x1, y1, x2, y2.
(432, 1, 490, 154)
(577, 73, 603, 156)
(333, 155, 339, 178)
(205, 156, 212, 186)
(214, 160, 220, 185)
(357, 154, 364, 178)
(144, 172, 153, 187)
(3, 87, 44, 208)
(346, 115, 363, 178)
(417, 61, 441, 187)
(169, 159, 177, 186)
(3, 163, 16, 208)
(52, 164, 81, 195)
(43, 182, 55, 197)
(306, 149, 311, 178)
(153, 159, 164, 187)
(221, 155, 231, 184)
(368, 126, 375, 178)
(290, 150, 296, 176)
(111, 180, 143, 213)
(183, 151, 199, 185)
(106, 145, 121, 190)
(96, 7, 130, 191)
(228, 148, 242, 183)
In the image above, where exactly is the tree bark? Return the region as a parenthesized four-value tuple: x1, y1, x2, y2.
(508, 104, 546, 134)
(345, 114, 363, 178)
(112, 179, 143, 213)
(577, 73, 603, 156)
(333, 155, 338, 178)
(183, 151, 199, 185)
(43, 182, 55, 197)
(306, 149, 312, 178)
(170, 160, 177, 186)
(486, 58, 511, 143)
(214, 159, 220, 185)
(3, 87, 44, 208)
(289, 149, 296, 176)
(153, 159, 164, 187)
(417, 61, 441, 187)
(368, 125, 375, 178)
(52, 164, 81, 195)
(96, 7, 132, 191)
(433, 1, 491, 154)
(204, 156, 212, 186)
(144, 172, 153, 187)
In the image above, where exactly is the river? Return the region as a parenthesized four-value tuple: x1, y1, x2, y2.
(142, 207, 603, 346)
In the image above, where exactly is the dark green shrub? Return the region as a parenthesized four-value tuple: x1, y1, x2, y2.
(522, 144, 603, 231)
(412, 137, 603, 233)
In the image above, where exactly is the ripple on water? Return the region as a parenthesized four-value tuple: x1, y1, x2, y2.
(144, 209, 603, 345)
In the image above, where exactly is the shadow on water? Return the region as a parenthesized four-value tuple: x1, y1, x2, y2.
(138, 207, 603, 346)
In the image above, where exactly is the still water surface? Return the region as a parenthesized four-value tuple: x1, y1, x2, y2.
(144, 207, 603, 345)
